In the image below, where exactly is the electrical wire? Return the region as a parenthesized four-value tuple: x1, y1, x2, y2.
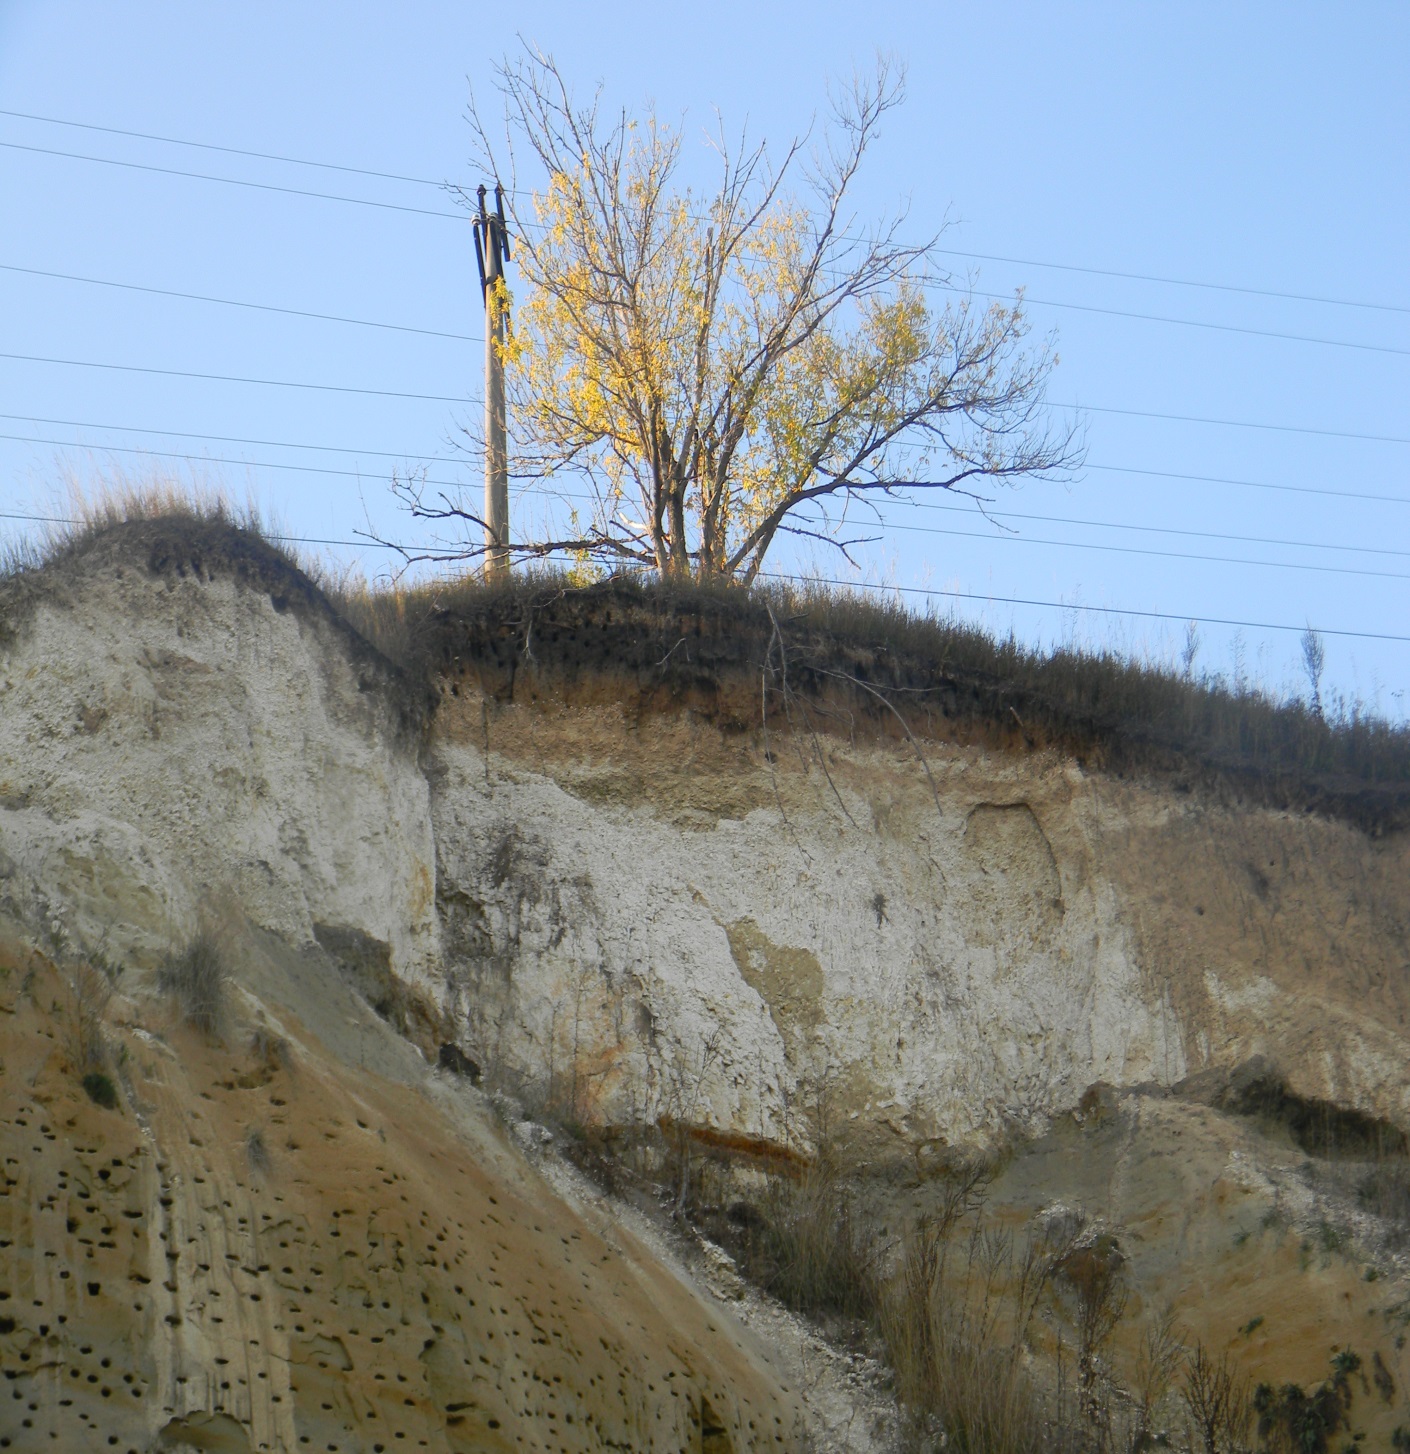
(0, 350, 466, 404)
(3, 497, 1403, 644)
(925, 247, 1410, 318)
(7, 331, 1410, 443)
(10, 423, 1410, 586)
(0, 106, 446, 187)
(916, 275, 1410, 359)
(900, 495, 1410, 559)
(0, 508, 374, 553)
(1083, 461, 1410, 508)
(0, 263, 478, 342)
(2, 410, 1405, 513)
(852, 517, 1410, 583)
(0, 432, 440, 485)
(3, 229, 1393, 361)
(8, 425, 1405, 560)
(1056, 401, 1410, 447)
(754, 571, 1410, 645)
(0, 411, 454, 461)
(6, 133, 1407, 353)
(0, 139, 463, 219)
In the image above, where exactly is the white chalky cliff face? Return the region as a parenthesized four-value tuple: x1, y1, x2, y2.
(430, 696, 1410, 1157)
(4, 533, 1408, 1159)
(0, 539, 441, 987)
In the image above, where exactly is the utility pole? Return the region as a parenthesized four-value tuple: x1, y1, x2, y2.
(473, 183, 511, 578)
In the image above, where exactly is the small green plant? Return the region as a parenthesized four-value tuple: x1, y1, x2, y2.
(157, 931, 227, 1034)
(81, 1071, 118, 1109)
(1252, 1353, 1362, 1454)
(1319, 1220, 1348, 1255)
(1240, 1315, 1265, 1337)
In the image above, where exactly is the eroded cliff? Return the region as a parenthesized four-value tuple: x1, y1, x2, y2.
(3, 518, 1409, 1450)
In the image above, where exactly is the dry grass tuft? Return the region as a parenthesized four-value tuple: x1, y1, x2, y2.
(725, 1156, 882, 1325)
(157, 931, 228, 1036)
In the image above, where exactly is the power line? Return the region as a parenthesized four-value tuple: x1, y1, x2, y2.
(921, 276, 1410, 359)
(0, 507, 376, 553)
(756, 572, 1410, 646)
(9, 343, 1407, 445)
(0, 262, 478, 342)
(12, 425, 1410, 585)
(3, 408, 1404, 513)
(903, 495, 1410, 559)
(866, 517, 1410, 583)
(0, 106, 446, 188)
(516, 214, 1408, 358)
(5, 139, 1402, 359)
(927, 247, 1410, 318)
(1085, 461, 1410, 508)
(6, 237, 1389, 363)
(0, 139, 462, 219)
(7, 409, 1410, 573)
(11, 426, 1404, 567)
(0, 410, 454, 461)
(0, 350, 467, 404)
(8, 106, 1408, 321)
(5, 117, 1401, 338)
(1057, 401, 1410, 447)
(0, 431, 453, 486)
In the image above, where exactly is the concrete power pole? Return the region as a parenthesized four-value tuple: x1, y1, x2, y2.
(474, 184, 511, 578)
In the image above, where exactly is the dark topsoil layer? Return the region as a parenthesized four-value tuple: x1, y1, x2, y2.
(6, 513, 1409, 836)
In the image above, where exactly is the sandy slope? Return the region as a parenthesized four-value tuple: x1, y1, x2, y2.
(0, 923, 807, 1453)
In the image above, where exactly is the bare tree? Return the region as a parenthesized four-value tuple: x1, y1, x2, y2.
(1181, 1341, 1251, 1454)
(1054, 1234, 1129, 1450)
(388, 45, 1081, 583)
(1129, 1306, 1184, 1452)
(657, 1027, 724, 1218)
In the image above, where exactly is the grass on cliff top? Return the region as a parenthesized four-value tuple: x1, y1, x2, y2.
(0, 484, 313, 623)
(338, 565, 1410, 833)
(5, 493, 1409, 832)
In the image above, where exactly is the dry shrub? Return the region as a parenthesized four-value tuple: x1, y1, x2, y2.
(882, 1210, 1083, 1454)
(731, 1156, 882, 1325)
(158, 931, 228, 1035)
(1180, 1342, 1251, 1454)
(1129, 1306, 1184, 1451)
(60, 959, 118, 1071)
(1053, 1233, 1130, 1446)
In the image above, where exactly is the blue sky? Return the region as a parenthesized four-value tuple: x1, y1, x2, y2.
(1, 2, 1406, 712)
